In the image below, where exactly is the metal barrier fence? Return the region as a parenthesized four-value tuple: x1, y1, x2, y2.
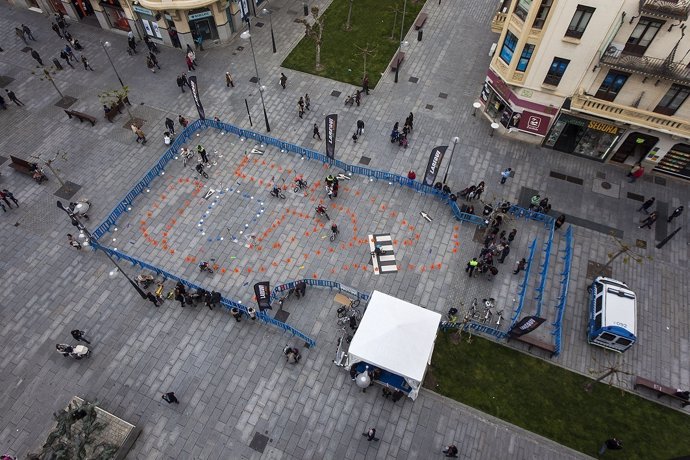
(534, 223, 555, 317)
(509, 238, 538, 328)
(272, 279, 370, 304)
(90, 240, 316, 348)
(551, 226, 574, 356)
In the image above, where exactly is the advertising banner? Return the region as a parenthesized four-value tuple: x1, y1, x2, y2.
(508, 316, 546, 337)
(254, 281, 272, 311)
(188, 75, 206, 120)
(422, 145, 448, 187)
(325, 114, 337, 159)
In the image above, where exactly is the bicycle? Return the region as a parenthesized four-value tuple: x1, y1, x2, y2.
(270, 187, 286, 199)
(335, 293, 361, 319)
(333, 326, 352, 367)
(294, 178, 309, 193)
(276, 288, 295, 308)
(329, 225, 340, 242)
(315, 205, 330, 221)
(180, 148, 194, 167)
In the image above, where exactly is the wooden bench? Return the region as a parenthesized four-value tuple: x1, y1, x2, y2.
(508, 333, 556, 358)
(390, 51, 405, 71)
(64, 109, 96, 126)
(634, 376, 690, 408)
(414, 12, 428, 30)
(9, 155, 36, 176)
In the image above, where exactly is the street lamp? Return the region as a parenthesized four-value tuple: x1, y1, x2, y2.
(100, 40, 125, 88)
(56, 200, 148, 300)
(490, 122, 499, 137)
(442, 136, 460, 186)
(262, 8, 277, 54)
(241, 31, 271, 133)
(472, 101, 481, 117)
(395, 0, 408, 83)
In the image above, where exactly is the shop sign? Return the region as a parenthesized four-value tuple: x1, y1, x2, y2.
(587, 120, 618, 135)
(189, 10, 212, 20)
(132, 5, 152, 15)
(517, 111, 550, 136)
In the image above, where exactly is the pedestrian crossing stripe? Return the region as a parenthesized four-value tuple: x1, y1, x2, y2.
(369, 233, 398, 275)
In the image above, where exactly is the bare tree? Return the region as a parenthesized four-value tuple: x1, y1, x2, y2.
(98, 86, 134, 122)
(355, 43, 376, 80)
(31, 151, 69, 189)
(390, 4, 402, 39)
(32, 65, 64, 99)
(584, 353, 633, 393)
(296, 6, 326, 71)
(345, 0, 354, 31)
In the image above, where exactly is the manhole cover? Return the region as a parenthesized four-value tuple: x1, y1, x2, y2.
(122, 117, 145, 130)
(249, 432, 269, 453)
(425, 104, 433, 110)
(274, 309, 289, 322)
(359, 156, 371, 165)
(331, 90, 341, 97)
(54, 181, 82, 200)
(54, 96, 77, 109)
(438, 92, 448, 99)
(601, 181, 611, 190)
(408, 76, 419, 83)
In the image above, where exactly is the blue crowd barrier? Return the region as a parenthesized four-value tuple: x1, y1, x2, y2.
(534, 223, 555, 317)
(551, 226, 574, 357)
(510, 238, 538, 328)
(271, 279, 370, 304)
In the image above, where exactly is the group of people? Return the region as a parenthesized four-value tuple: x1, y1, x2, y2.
(459, 181, 485, 201)
(325, 175, 340, 199)
(637, 196, 684, 229)
(297, 93, 311, 118)
(390, 113, 414, 148)
(467, 222, 518, 280)
(172, 281, 222, 309)
(0, 189, 19, 213)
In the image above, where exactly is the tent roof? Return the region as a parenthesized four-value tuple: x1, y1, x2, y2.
(348, 291, 442, 383)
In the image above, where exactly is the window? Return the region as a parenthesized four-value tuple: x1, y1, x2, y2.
(624, 17, 664, 55)
(499, 31, 518, 65)
(566, 5, 595, 38)
(516, 44, 535, 71)
(595, 70, 630, 102)
(654, 84, 690, 116)
(532, 0, 553, 29)
(514, 0, 532, 21)
(543, 57, 570, 86)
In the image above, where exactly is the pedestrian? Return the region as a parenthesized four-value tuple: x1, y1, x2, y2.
(362, 74, 369, 95)
(197, 145, 209, 164)
(0, 190, 14, 209)
(176, 75, 186, 92)
(298, 97, 305, 118)
(165, 117, 175, 135)
(22, 24, 36, 41)
(1, 190, 18, 207)
(161, 392, 179, 404)
(498, 245, 510, 263)
(406, 112, 414, 131)
(30, 49, 43, 66)
(131, 124, 147, 144)
(443, 444, 459, 458)
(209, 291, 221, 310)
(186, 45, 197, 65)
(185, 55, 195, 71)
(473, 181, 485, 200)
(181, 73, 190, 89)
(352, 132, 358, 143)
(67, 233, 82, 250)
(231, 307, 242, 322)
(149, 52, 160, 70)
(355, 90, 361, 107)
(304, 93, 310, 110)
(169, 26, 181, 48)
(194, 32, 204, 50)
(627, 163, 644, 182)
(146, 55, 156, 73)
(391, 389, 403, 402)
(407, 170, 416, 180)
(225, 71, 234, 87)
(71, 329, 91, 344)
(64, 44, 76, 61)
(513, 258, 526, 275)
(295, 281, 306, 298)
(598, 438, 622, 455)
(51, 22, 63, 39)
(5, 89, 24, 106)
(466, 257, 479, 277)
(362, 428, 379, 441)
(313, 123, 322, 140)
(554, 214, 566, 229)
(178, 115, 189, 127)
(146, 291, 160, 307)
(56, 15, 67, 31)
(80, 55, 94, 71)
(0, 95, 6, 110)
(15, 27, 27, 44)
(667, 205, 684, 223)
(356, 119, 364, 136)
(639, 211, 657, 229)
(500, 167, 512, 184)
(60, 50, 74, 68)
(638, 197, 655, 214)
(174, 282, 186, 307)
(486, 265, 499, 281)
(279, 72, 287, 89)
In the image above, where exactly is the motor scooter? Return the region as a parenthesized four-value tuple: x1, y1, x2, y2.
(56, 343, 90, 359)
(69, 199, 91, 219)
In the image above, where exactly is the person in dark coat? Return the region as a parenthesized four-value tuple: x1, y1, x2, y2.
(638, 197, 655, 214)
(668, 206, 684, 223)
(639, 211, 658, 229)
(554, 214, 566, 229)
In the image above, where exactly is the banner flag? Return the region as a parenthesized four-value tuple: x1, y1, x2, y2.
(254, 281, 272, 311)
(508, 316, 546, 337)
(422, 145, 448, 187)
(325, 114, 338, 159)
(188, 75, 206, 120)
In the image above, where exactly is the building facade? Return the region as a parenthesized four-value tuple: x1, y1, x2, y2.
(482, 0, 690, 181)
(9, 0, 268, 49)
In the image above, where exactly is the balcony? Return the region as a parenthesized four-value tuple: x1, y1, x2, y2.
(491, 12, 507, 33)
(600, 52, 690, 85)
(570, 92, 690, 138)
(639, 0, 690, 21)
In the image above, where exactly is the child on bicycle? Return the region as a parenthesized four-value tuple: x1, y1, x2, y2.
(331, 223, 339, 236)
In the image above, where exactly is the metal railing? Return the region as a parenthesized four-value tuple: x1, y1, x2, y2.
(552, 226, 574, 356)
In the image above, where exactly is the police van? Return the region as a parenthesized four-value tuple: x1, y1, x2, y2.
(587, 277, 637, 352)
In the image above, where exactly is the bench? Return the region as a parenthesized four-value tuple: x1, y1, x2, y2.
(390, 51, 405, 71)
(508, 333, 556, 358)
(414, 12, 428, 30)
(634, 376, 690, 408)
(9, 155, 35, 176)
(64, 109, 96, 126)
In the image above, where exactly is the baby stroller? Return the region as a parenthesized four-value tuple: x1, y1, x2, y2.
(390, 129, 400, 143)
(398, 133, 408, 148)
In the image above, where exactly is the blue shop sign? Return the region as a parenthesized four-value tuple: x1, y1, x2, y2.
(189, 11, 213, 20)
(132, 5, 153, 15)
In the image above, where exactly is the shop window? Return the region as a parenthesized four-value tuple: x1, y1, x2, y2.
(624, 17, 664, 56)
(499, 31, 518, 65)
(514, 0, 532, 22)
(565, 5, 595, 38)
(532, 0, 553, 29)
(654, 84, 690, 116)
(595, 70, 630, 102)
(517, 44, 535, 71)
(654, 143, 690, 178)
(543, 57, 569, 86)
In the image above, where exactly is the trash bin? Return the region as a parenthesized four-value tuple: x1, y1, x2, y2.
(418, 29, 423, 41)
(53, 58, 63, 70)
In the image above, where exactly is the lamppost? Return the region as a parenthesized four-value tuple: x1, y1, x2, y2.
(241, 31, 271, 133)
(262, 8, 277, 53)
(395, 0, 408, 83)
(490, 122, 499, 137)
(442, 136, 460, 186)
(56, 200, 148, 300)
(100, 40, 124, 88)
(472, 101, 481, 117)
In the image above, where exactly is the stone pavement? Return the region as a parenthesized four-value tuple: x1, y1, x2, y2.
(0, 0, 688, 459)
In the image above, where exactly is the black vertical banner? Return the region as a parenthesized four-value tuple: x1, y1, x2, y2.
(325, 114, 337, 159)
(508, 316, 546, 337)
(254, 281, 272, 311)
(423, 145, 447, 187)
(188, 75, 206, 120)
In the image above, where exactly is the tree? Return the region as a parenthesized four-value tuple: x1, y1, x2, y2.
(355, 43, 376, 80)
(345, 0, 354, 31)
(32, 400, 119, 460)
(31, 150, 69, 189)
(32, 65, 64, 99)
(584, 353, 633, 393)
(296, 6, 326, 71)
(98, 86, 134, 122)
(592, 232, 651, 279)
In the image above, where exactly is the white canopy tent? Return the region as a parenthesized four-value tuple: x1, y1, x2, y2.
(347, 290, 442, 400)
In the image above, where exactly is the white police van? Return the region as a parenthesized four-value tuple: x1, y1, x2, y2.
(587, 277, 637, 352)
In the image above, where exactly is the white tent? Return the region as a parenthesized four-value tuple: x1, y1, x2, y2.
(347, 290, 442, 400)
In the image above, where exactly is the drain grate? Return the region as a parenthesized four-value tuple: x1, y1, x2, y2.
(54, 181, 82, 200)
(627, 192, 645, 202)
(359, 156, 371, 165)
(54, 96, 77, 109)
(549, 170, 583, 185)
(249, 432, 269, 453)
(274, 310, 289, 322)
(439, 92, 448, 99)
(408, 76, 419, 83)
(255, 22, 264, 27)
(331, 90, 341, 97)
(425, 104, 433, 110)
(0, 76, 16, 87)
